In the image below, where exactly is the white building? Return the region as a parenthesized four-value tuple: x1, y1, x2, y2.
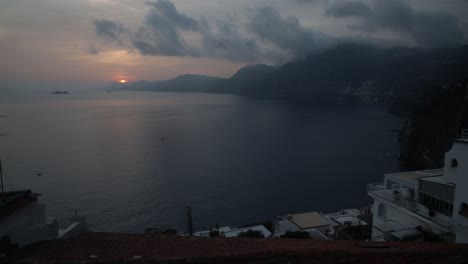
(193, 225, 272, 238)
(322, 209, 370, 240)
(367, 133, 468, 243)
(0, 190, 57, 247)
(224, 225, 272, 238)
(275, 211, 331, 236)
(193, 226, 232, 237)
(0, 189, 87, 247)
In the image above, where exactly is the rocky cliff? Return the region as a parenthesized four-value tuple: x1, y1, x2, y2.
(398, 80, 468, 169)
(112, 44, 468, 108)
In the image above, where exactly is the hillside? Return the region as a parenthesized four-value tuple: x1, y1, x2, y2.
(255, 44, 468, 106)
(113, 44, 468, 110)
(398, 80, 468, 169)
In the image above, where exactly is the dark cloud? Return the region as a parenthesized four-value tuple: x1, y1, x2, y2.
(326, 1, 373, 18)
(130, 0, 200, 56)
(247, 6, 331, 59)
(146, 0, 198, 31)
(93, 0, 331, 62)
(93, 19, 126, 43)
(87, 46, 99, 55)
(199, 19, 261, 62)
(326, 0, 465, 47)
(295, 0, 325, 4)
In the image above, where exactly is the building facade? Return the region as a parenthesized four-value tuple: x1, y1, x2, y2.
(0, 190, 56, 247)
(0, 189, 88, 247)
(368, 136, 468, 243)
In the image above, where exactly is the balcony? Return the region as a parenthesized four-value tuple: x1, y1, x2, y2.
(462, 129, 468, 139)
(367, 183, 418, 211)
(367, 183, 453, 231)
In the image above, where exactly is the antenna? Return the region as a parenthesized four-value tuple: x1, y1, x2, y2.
(0, 158, 4, 195)
(187, 205, 193, 236)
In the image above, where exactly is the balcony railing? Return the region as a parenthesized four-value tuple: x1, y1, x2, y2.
(367, 182, 385, 192)
(462, 129, 468, 140)
(367, 183, 418, 211)
(57, 216, 86, 232)
(49, 216, 87, 239)
(367, 183, 453, 230)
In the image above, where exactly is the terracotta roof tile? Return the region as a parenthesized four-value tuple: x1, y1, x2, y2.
(15, 232, 468, 263)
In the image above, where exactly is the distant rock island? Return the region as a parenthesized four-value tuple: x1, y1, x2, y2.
(50, 91, 70, 95)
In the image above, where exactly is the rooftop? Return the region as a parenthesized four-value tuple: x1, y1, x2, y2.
(224, 225, 272, 238)
(420, 175, 455, 185)
(389, 228, 422, 238)
(193, 226, 232, 237)
(0, 190, 39, 218)
(285, 212, 330, 229)
(14, 232, 468, 263)
(385, 169, 444, 187)
(386, 169, 444, 180)
(330, 215, 367, 226)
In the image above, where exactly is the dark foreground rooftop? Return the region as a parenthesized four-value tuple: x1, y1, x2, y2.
(0, 190, 39, 218)
(13, 232, 468, 264)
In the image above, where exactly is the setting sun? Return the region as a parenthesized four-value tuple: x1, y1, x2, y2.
(119, 79, 127, 84)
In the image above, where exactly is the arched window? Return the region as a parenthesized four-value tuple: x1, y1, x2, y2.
(452, 159, 458, 168)
(378, 204, 387, 219)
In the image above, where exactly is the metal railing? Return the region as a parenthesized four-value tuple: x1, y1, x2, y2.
(49, 216, 87, 238)
(367, 184, 453, 230)
(57, 216, 86, 231)
(367, 182, 385, 192)
(462, 129, 468, 139)
(368, 184, 419, 212)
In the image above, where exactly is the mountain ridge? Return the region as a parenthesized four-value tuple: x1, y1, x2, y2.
(111, 44, 468, 111)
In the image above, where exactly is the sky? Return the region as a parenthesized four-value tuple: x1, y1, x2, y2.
(0, 0, 467, 85)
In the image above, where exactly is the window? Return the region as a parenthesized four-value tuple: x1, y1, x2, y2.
(452, 159, 458, 168)
(460, 203, 468, 217)
(418, 180, 455, 217)
(378, 204, 387, 219)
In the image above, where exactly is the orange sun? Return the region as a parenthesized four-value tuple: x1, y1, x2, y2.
(119, 79, 127, 84)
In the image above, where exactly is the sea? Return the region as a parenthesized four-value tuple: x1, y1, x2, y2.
(0, 90, 403, 232)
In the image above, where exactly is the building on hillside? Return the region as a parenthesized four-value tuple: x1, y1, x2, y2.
(0, 189, 87, 247)
(193, 226, 232, 237)
(367, 130, 468, 243)
(0, 190, 56, 247)
(193, 225, 272, 238)
(224, 225, 272, 238)
(275, 211, 331, 237)
(323, 208, 371, 240)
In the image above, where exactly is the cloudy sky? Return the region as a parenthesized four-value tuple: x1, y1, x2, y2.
(0, 0, 467, 83)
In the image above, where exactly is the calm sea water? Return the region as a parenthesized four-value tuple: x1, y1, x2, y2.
(0, 91, 402, 232)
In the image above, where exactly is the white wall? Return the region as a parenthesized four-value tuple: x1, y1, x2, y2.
(303, 225, 330, 235)
(444, 141, 468, 243)
(371, 199, 448, 241)
(276, 217, 330, 236)
(0, 201, 55, 247)
(275, 218, 301, 235)
(58, 220, 87, 239)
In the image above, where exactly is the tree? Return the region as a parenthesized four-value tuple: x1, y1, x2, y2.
(280, 231, 310, 239)
(237, 230, 264, 238)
